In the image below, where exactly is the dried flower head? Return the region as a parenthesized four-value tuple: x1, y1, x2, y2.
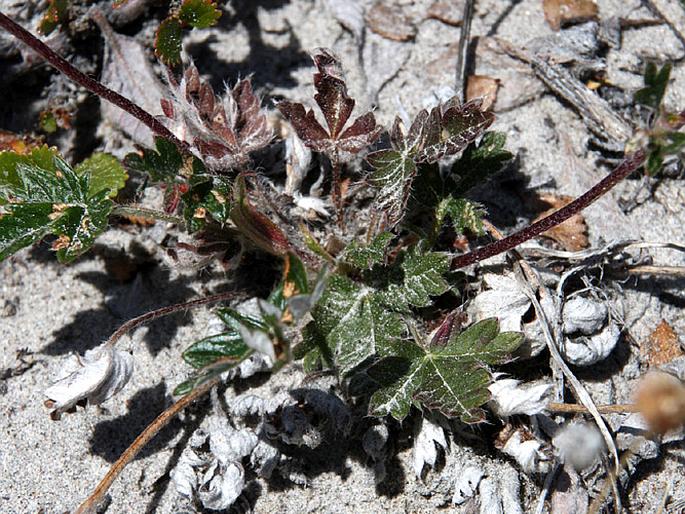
(553, 421, 605, 471)
(44, 342, 134, 420)
(635, 371, 685, 434)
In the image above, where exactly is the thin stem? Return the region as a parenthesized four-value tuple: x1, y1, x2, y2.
(74, 377, 219, 514)
(112, 205, 185, 226)
(547, 402, 639, 415)
(455, 0, 475, 100)
(452, 150, 647, 269)
(331, 156, 344, 230)
(0, 12, 188, 152)
(105, 291, 239, 348)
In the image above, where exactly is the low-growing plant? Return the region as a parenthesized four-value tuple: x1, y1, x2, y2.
(1, 8, 683, 513)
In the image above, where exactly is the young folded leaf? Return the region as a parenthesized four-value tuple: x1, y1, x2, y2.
(44, 342, 134, 420)
(162, 64, 272, 172)
(369, 99, 494, 226)
(0, 148, 126, 262)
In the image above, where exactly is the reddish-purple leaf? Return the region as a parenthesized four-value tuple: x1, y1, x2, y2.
(161, 64, 273, 172)
(277, 48, 381, 160)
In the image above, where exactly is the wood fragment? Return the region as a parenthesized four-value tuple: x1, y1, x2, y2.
(642, 320, 684, 367)
(466, 75, 499, 111)
(426, 0, 464, 26)
(366, 1, 416, 42)
(496, 37, 633, 146)
(543, 0, 598, 31)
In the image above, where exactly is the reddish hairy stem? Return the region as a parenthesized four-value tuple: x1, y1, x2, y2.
(0, 11, 188, 152)
(452, 150, 647, 269)
(75, 377, 219, 514)
(105, 291, 240, 348)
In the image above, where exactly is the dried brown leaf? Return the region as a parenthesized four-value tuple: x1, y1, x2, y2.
(542, 0, 598, 32)
(426, 0, 464, 26)
(91, 9, 165, 147)
(366, 1, 416, 42)
(642, 321, 684, 367)
(466, 75, 500, 111)
(534, 193, 588, 251)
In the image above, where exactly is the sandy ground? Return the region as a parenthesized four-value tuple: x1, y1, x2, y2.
(2, 0, 685, 512)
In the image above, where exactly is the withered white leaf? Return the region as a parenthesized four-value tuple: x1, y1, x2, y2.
(412, 416, 447, 477)
(488, 378, 553, 417)
(91, 10, 164, 148)
(44, 342, 134, 419)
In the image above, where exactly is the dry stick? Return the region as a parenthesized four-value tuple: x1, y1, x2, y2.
(455, 0, 475, 100)
(547, 402, 638, 415)
(452, 150, 647, 270)
(74, 377, 220, 514)
(111, 205, 185, 226)
(0, 12, 188, 152)
(482, 220, 625, 512)
(104, 291, 240, 348)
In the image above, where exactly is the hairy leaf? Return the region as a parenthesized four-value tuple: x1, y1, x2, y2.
(309, 244, 451, 373)
(391, 247, 450, 309)
(635, 62, 671, 111)
(368, 319, 523, 421)
(367, 148, 417, 225)
(435, 197, 485, 236)
(277, 49, 382, 159)
(155, 16, 183, 66)
(369, 99, 494, 226)
(0, 150, 125, 262)
(231, 176, 291, 256)
(178, 0, 222, 29)
(162, 65, 272, 172)
(344, 232, 394, 269)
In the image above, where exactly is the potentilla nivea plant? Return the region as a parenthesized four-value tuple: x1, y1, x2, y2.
(0, 6, 683, 513)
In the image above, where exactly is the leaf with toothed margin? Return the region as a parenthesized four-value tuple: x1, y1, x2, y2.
(368, 318, 523, 421)
(368, 99, 494, 227)
(0, 149, 126, 263)
(277, 48, 382, 159)
(155, 16, 183, 66)
(178, 0, 221, 29)
(343, 232, 394, 269)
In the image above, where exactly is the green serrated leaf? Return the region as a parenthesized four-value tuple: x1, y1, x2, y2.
(178, 0, 222, 28)
(380, 247, 450, 311)
(74, 153, 128, 198)
(155, 16, 183, 66)
(344, 232, 394, 269)
(435, 197, 485, 236)
(451, 131, 513, 195)
(368, 149, 417, 225)
(182, 178, 231, 232)
(38, 0, 68, 36)
(311, 274, 404, 374)
(0, 152, 115, 262)
(368, 318, 523, 421)
(0, 146, 58, 195)
(182, 332, 250, 368)
(635, 62, 672, 111)
(125, 137, 184, 182)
